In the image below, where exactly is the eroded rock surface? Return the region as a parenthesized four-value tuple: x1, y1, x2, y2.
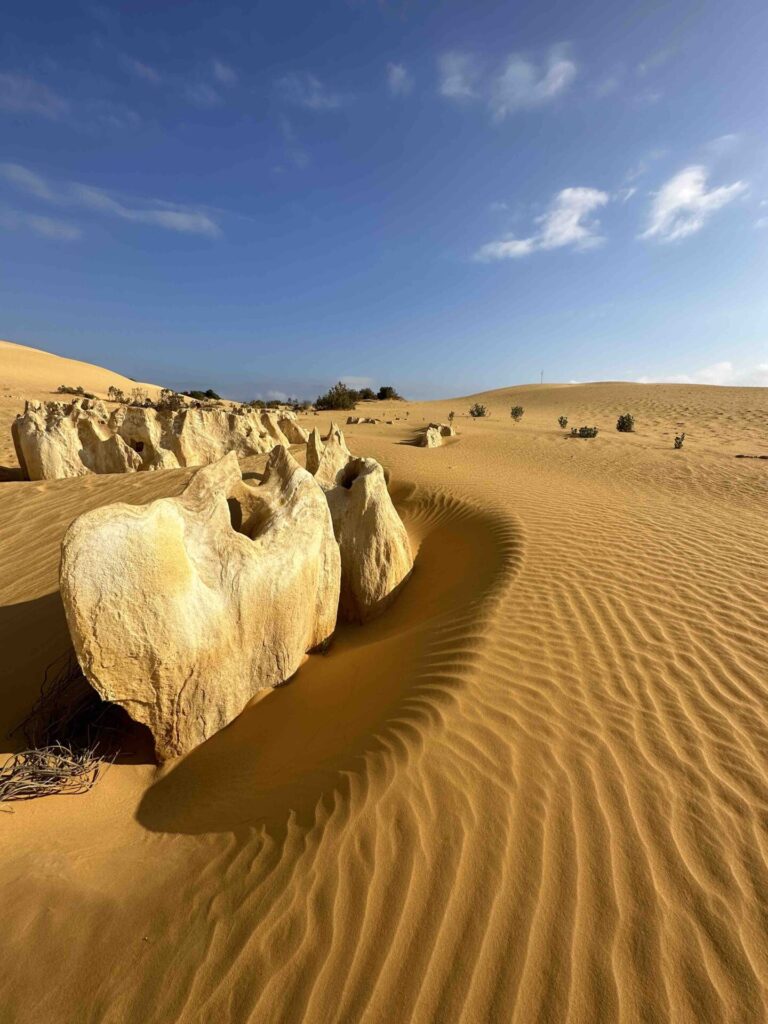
(60, 449, 341, 759)
(308, 425, 413, 621)
(420, 426, 443, 448)
(12, 399, 296, 480)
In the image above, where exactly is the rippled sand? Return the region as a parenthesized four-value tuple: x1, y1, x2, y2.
(2, 344, 768, 1023)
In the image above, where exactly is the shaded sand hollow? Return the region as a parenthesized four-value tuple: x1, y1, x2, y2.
(1, 338, 768, 1023)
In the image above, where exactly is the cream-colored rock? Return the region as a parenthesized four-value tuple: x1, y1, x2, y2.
(310, 424, 353, 489)
(175, 407, 274, 466)
(420, 426, 443, 448)
(278, 413, 309, 444)
(60, 449, 341, 760)
(306, 428, 413, 621)
(325, 458, 413, 622)
(12, 399, 140, 480)
(259, 411, 291, 447)
(429, 422, 456, 437)
(110, 405, 180, 470)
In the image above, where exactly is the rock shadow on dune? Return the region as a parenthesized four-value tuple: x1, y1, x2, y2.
(136, 486, 522, 837)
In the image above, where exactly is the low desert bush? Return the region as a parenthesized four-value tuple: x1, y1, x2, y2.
(316, 382, 358, 411)
(469, 403, 488, 418)
(107, 385, 127, 404)
(510, 405, 524, 421)
(616, 413, 635, 432)
(377, 385, 403, 401)
(156, 388, 187, 412)
(558, 415, 568, 429)
(674, 432, 685, 449)
(448, 410, 455, 424)
(182, 388, 222, 401)
(570, 425, 598, 438)
(57, 384, 96, 400)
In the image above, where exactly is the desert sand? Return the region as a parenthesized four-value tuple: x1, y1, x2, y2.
(2, 339, 768, 1023)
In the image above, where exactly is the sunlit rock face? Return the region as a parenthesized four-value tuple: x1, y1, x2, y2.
(60, 449, 341, 760)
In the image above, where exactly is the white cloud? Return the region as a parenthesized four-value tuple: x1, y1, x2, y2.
(641, 165, 747, 242)
(386, 62, 413, 97)
(212, 59, 237, 86)
(490, 45, 577, 118)
(0, 73, 69, 119)
(438, 52, 479, 99)
(123, 57, 162, 85)
(0, 163, 56, 200)
(276, 73, 344, 111)
(704, 133, 741, 157)
(0, 163, 221, 238)
(475, 186, 609, 262)
(0, 206, 81, 240)
(639, 361, 768, 387)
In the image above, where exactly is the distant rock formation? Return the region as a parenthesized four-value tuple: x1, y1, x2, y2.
(12, 399, 141, 480)
(308, 425, 413, 621)
(12, 398, 310, 480)
(60, 450, 341, 760)
(420, 426, 443, 448)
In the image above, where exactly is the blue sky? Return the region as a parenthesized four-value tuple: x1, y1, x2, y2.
(1, 0, 767, 400)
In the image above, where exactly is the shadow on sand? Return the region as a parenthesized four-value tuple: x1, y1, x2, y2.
(136, 486, 522, 837)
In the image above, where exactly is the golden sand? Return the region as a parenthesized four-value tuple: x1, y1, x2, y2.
(1, 341, 768, 1023)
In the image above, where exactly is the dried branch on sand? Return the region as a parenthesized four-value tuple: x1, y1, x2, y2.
(1, 655, 121, 805)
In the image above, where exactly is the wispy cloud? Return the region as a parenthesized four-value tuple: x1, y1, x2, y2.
(703, 133, 742, 157)
(475, 186, 609, 262)
(0, 206, 81, 241)
(185, 82, 221, 108)
(637, 47, 675, 76)
(276, 72, 345, 111)
(439, 45, 577, 119)
(386, 62, 413, 97)
(122, 57, 162, 85)
(641, 165, 747, 242)
(0, 72, 69, 119)
(279, 116, 309, 168)
(438, 52, 480, 99)
(0, 163, 221, 238)
(212, 59, 237, 86)
(638, 361, 768, 387)
(490, 45, 577, 119)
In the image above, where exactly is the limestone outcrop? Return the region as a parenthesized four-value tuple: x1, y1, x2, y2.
(308, 426, 413, 621)
(430, 422, 456, 437)
(420, 426, 443, 448)
(278, 411, 309, 444)
(12, 399, 299, 480)
(12, 399, 142, 480)
(60, 449, 341, 760)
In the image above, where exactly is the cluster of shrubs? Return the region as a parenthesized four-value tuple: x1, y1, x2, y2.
(315, 382, 403, 411)
(57, 384, 96, 399)
(570, 426, 599, 438)
(469, 403, 487, 418)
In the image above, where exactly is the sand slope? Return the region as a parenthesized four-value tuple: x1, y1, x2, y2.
(1, 343, 768, 1023)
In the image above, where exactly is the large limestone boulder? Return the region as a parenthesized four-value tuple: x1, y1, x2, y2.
(429, 422, 455, 437)
(307, 427, 413, 622)
(175, 407, 274, 466)
(12, 399, 141, 480)
(60, 449, 341, 760)
(110, 405, 181, 470)
(325, 458, 413, 623)
(259, 411, 290, 448)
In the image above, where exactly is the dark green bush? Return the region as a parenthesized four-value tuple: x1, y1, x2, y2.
(558, 415, 568, 429)
(107, 385, 127, 404)
(510, 405, 524, 422)
(570, 426, 598, 438)
(316, 382, 358, 411)
(469, 403, 488, 418)
(57, 385, 96, 400)
(377, 385, 403, 401)
(182, 388, 222, 401)
(357, 387, 376, 401)
(616, 413, 635, 433)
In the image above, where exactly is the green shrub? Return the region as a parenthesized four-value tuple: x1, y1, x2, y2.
(469, 403, 488, 418)
(156, 388, 186, 412)
(558, 415, 568, 429)
(616, 413, 635, 433)
(57, 385, 96, 400)
(570, 425, 598, 438)
(107, 385, 127, 404)
(357, 387, 376, 401)
(510, 405, 524, 422)
(316, 382, 358, 411)
(448, 410, 455, 424)
(674, 432, 685, 449)
(182, 388, 222, 401)
(377, 385, 403, 401)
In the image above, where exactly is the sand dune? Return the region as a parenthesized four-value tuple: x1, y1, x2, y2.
(2, 341, 768, 1022)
